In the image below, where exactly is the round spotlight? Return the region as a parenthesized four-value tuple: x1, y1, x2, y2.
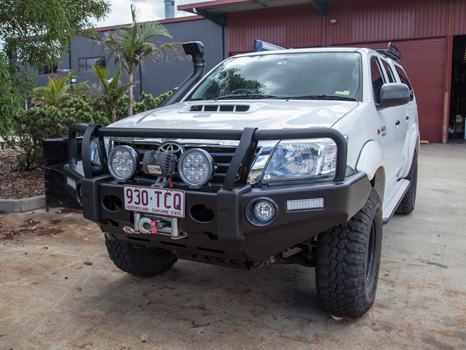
(246, 198, 278, 226)
(108, 145, 138, 182)
(178, 149, 214, 188)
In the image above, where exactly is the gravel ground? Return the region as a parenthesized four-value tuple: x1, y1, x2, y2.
(0, 144, 465, 350)
(0, 148, 45, 199)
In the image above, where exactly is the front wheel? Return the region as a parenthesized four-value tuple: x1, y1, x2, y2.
(105, 236, 177, 277)
(315, 188, 383, 318)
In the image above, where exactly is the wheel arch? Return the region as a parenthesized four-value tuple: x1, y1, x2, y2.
(355, 140, 386, 204)
(400, 128, 420, 179)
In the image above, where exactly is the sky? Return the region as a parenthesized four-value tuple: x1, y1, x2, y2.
(95, 0, 214, 27)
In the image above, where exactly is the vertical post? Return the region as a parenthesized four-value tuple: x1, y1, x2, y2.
(322, 15, 327, 47)
(442, 2, 454, 144)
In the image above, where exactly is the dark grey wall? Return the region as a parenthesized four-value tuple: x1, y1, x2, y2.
(34, 50, 71, 88)
(140, 19, 225, 98)
(33, 18, 225, 101)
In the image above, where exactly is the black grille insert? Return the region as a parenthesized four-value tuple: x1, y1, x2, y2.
(189, 104, 250, 112)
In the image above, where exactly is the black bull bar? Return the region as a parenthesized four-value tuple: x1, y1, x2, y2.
(67, 123, 348, 190)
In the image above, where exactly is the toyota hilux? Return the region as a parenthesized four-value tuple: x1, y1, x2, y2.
(64, 42, 419, 318)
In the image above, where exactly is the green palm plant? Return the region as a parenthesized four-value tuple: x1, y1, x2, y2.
(30, 72, 87, 107)
(90, 65, 133, 123)
(88, 5, 185, 116)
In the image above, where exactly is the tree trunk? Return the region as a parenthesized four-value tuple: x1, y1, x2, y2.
(128, 73, 133, 116)
(112, 108, 116, 123)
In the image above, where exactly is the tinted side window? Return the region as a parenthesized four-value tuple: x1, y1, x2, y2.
(371, 57, 385, 104)
(381, 60, 395, 83)
(395, 66, 412, 90)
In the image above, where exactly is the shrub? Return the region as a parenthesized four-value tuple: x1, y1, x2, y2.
(8, 91, 169, 170)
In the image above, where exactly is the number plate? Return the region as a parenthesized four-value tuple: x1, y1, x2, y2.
(124, 185, 185, 218)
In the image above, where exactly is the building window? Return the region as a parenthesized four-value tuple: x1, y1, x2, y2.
(39, 66, 58, 75)
(79, 57, 106, 72)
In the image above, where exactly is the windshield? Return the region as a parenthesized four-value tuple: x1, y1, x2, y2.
(186, 52, 362, 101)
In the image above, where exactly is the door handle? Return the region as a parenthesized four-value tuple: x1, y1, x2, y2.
(395, 120, 401, 126)
(406, 116, 409, 120)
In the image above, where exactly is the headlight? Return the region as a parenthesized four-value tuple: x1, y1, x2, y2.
(90, 141, 101, 168)
(262, 139, 336, 182)
(108, 145, 138, 182)
(178, 148, 214, 188)
(248, 145, 274, 185)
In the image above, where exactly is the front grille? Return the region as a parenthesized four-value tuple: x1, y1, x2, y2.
(176, 145, 237, 185)
(113, 140, 258, 187)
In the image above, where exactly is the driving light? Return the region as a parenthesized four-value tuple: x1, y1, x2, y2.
(246, 198, 278, 226)
(108, 145, 138, 182)
(287, 198, 324, 211)
(178, 149, 214, 188)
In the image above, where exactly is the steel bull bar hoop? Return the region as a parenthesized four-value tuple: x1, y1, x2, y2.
(68, 123, 348, 186)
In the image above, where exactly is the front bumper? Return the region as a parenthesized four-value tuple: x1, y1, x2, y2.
(64, 163, 371, 269)
(64, 123, 370, 270)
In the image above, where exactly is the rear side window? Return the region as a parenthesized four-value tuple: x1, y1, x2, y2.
(381, 60, 395, 83)
(395, 66, 412, 90)
(370, 57, 385, 104)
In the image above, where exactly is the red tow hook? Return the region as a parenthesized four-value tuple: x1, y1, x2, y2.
(150, 219, 158, 234)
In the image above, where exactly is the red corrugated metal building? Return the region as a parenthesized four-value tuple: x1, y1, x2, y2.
(179, 0, 466, 143)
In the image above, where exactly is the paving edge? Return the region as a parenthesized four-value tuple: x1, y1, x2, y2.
(0, 195, 46, 213)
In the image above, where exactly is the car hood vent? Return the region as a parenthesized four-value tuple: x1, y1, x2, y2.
(190, 104, 250, 112)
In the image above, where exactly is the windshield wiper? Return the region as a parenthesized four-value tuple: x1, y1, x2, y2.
(291, 95, 357, 101)
(208, 94, 285, 100)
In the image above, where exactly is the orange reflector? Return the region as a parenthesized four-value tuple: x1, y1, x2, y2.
(377, 129, 381, 135)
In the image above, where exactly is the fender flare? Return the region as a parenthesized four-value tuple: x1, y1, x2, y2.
(401, 125, 420, 178)
(356, 140, 386, 204)
(355, 140, 385, 181)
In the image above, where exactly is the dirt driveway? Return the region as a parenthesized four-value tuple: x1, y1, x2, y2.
(1, 144, 465, 350)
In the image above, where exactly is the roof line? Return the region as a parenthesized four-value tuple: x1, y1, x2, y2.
(178, 0, 252, 13)
(94, 15, 204, 32)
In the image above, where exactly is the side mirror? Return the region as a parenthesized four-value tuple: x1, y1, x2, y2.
(379, 83, 410, 108)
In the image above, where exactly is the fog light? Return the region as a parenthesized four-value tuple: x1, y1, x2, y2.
(287, 198, 324, 211)
(254, 201, 275, 222)
(246, 198, 278, 226)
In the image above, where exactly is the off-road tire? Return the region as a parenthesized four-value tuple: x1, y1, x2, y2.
(105, 237, 177, 277)
(396, 151, 418, 215)
(315, 188, 383, 318)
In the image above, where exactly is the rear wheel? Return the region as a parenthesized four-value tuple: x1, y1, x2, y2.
(315, 188, 382, 318)
(396, 151, 418, 215)
(105, 236, 177, 277)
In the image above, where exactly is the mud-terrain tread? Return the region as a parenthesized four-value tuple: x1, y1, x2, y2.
(396, 151, 418, 215)
(316, 188, 382, 318)
(105, 237, 177, 277)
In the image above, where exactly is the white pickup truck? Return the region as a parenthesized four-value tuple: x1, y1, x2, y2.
(64, 42, 419, 318)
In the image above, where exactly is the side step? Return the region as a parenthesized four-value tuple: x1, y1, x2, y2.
(382, 179, 410, 224)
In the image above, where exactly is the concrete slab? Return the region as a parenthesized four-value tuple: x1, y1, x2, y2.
(0, 195, 45, 213)
(0, 198, 21, 212)
(0, 143, 465, 350)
